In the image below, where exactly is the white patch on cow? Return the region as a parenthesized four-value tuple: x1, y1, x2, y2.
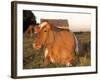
(45, 48, 48, 58)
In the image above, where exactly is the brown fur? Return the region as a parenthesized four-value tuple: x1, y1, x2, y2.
(33, 21, 75, 66)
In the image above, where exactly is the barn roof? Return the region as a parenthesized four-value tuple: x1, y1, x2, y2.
(41, 19, 69, 27)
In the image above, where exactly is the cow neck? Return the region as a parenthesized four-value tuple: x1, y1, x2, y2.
(44, 30, 55, 48)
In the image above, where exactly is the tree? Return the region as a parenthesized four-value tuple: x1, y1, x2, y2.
(23, 10, 36, 33)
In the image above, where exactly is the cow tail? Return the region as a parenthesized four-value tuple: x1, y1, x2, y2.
(70, 30, 79, 54)
(73, 34, 79, 54)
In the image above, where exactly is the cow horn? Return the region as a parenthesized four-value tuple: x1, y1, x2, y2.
(39, 22, 48, 29)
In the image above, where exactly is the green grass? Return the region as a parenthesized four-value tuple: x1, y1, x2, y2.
(23, 32, 91, 69)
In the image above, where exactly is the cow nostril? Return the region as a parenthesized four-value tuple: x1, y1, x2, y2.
(33, 44, 36, 48)
(33, 43, 41, 49)
(33, 43, 36, 47)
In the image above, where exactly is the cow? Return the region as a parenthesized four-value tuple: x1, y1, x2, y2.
(33, 21, 78, 66)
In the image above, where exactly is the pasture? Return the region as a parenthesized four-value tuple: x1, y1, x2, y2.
(23, 32, 91, 69)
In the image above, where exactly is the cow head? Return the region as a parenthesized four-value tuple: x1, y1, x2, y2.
(33, 21, 52, 49)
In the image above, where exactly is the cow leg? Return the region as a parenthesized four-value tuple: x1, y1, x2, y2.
(65, 56, 74, 67)
(44, 57, 49, 66)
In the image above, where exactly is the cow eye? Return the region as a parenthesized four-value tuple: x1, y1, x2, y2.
(44, 30, 47, 32)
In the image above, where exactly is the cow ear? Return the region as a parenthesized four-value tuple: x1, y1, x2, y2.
(34, 26, 40, 33)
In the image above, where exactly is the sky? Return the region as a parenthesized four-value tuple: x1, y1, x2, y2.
(32, 11, 91, 32)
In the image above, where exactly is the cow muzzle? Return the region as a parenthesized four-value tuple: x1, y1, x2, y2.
(33, 43, 41, 49)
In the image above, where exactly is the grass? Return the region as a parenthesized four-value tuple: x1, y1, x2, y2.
(23, 32, 91, 69)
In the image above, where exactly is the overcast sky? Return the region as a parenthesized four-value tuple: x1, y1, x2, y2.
(32, 11, 91, 32)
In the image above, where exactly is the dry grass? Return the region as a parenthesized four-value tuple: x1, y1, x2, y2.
(23, 32, 91, 69)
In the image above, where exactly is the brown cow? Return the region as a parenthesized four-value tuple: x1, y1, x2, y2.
(33, 21, 78, 66)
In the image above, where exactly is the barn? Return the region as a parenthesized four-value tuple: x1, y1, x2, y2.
(41, 19, 69, 27)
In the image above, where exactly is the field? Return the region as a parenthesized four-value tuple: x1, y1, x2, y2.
(23, 32, 91, 69)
